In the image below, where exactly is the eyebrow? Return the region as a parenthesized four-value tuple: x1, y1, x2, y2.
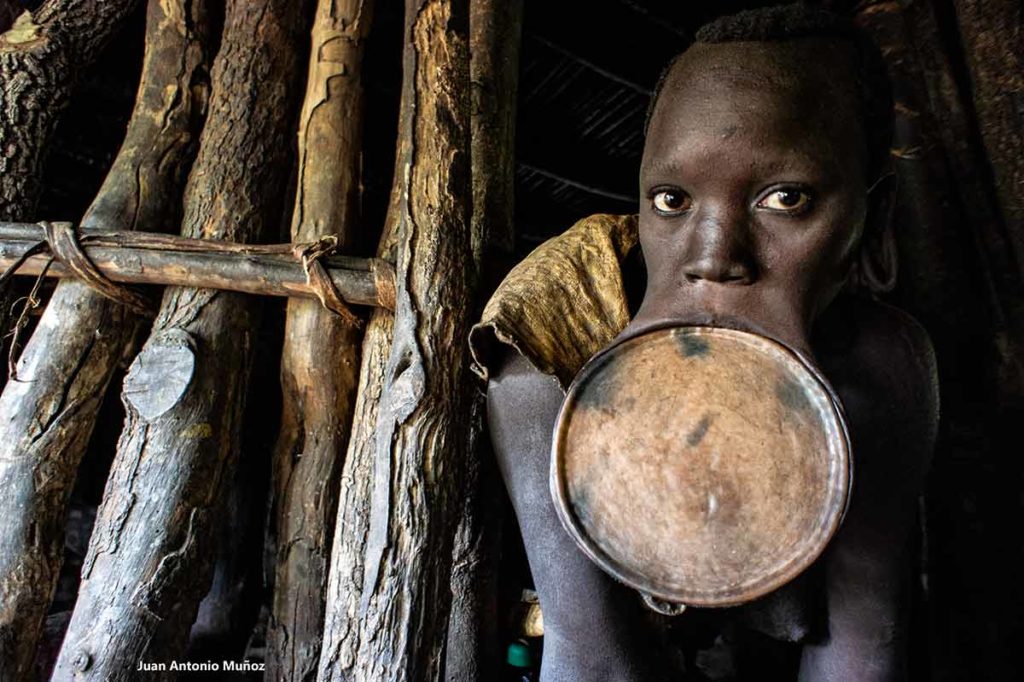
(640, 159, 683, 176)
(640, 150, 832, 179)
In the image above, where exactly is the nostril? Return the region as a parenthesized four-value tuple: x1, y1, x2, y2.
(722, 270, 754, 285)
(682, 264, 755, 285)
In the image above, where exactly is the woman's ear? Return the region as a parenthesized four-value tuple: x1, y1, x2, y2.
(849, 171, 898, 295)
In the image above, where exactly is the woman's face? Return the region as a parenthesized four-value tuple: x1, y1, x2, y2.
(635, 39, 870, 355)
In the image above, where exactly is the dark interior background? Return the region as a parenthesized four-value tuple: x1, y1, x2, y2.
(20, 0, 1022, 680)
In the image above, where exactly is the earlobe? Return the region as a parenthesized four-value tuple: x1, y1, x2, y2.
(849, 172, 898, 295)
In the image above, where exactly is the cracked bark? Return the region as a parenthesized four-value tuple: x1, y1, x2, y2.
(317, 1, 473, 680)
(50, 0, 310, 678)
(445, 1, 522, 680)
(0, 1, 212, 679)
(266, 0, 374, 680)
(0, 0, 141, 222)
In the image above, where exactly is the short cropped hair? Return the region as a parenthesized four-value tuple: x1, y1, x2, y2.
(645, 4, 894, 184)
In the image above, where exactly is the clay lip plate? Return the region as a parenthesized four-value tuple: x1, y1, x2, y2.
(550, 326, 852, 607)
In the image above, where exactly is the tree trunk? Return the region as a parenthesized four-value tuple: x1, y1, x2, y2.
(0, 1, 211, 678)
(50, 0, 310, 677)
(266, 0, 374, 679)
(445, 1, 522, 679)
(0, 0, 141, 222)
(317, 1, 473, 679)
(317, 34, 411, 682)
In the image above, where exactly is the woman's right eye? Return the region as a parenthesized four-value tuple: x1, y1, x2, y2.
(651, 189, 691, 215)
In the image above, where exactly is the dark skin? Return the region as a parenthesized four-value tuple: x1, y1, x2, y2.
(489, 39, 939, 681)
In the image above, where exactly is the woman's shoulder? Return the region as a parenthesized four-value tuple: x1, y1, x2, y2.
(818, 295, 940, 484)
(470, 214, 639, 390)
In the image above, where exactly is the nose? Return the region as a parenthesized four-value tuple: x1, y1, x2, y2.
(681, 209, 757, 285)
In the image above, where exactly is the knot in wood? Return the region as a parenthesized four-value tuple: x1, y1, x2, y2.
(123, 328, 197, 421)
(73, 650, 92, 672)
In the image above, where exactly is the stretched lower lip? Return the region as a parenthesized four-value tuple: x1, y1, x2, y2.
(622, 313, 776, 345)
(625, 302, 816, 361)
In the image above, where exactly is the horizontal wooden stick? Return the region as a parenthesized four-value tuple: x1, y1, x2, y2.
(0, 222, 396, 310)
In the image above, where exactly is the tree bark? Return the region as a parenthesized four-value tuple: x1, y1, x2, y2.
(0, 1, 211, 678)
(317, 1, 473, 680)
(51, 0, 309, 678)
(445, 1, 522, 679)
(266, 1, 375, 679)
(317, 36, 411, 682)
(0, 0, 141, 222)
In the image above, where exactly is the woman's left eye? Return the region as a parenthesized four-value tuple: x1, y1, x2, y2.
(757, 189, 812, 213)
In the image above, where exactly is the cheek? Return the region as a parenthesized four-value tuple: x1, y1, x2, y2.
(818, 199, 867, 280)
(638, 216, 681, 278)
(761, 218, 863, 295)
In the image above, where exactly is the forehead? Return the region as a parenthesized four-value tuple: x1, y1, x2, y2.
(644, 40, 865, 176)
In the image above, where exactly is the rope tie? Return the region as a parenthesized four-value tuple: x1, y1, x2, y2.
(294, 235, 363, 328)
(371, 258, 397, 312)
(40, 221, 153, 315)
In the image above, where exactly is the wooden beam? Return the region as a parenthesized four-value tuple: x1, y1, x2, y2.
(0, 223, 395, 310)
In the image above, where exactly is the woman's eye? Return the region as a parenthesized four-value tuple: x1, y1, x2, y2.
(652, 190, 691, 214)
(757, 188, 812, 212)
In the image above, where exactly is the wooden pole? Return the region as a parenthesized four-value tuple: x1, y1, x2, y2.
(445, 1, 522, 679)
(0, 223, 394, 309)
(317, 18, 413, 682)
(317, 0, 473, 679)
(467, 0, 522, 271)
(51, 0, 310, 677)
(266, 0, 375, 679)
(0, 2, 211, 678)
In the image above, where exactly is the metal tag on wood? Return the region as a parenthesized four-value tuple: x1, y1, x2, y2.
(551, 326, 852, 608)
